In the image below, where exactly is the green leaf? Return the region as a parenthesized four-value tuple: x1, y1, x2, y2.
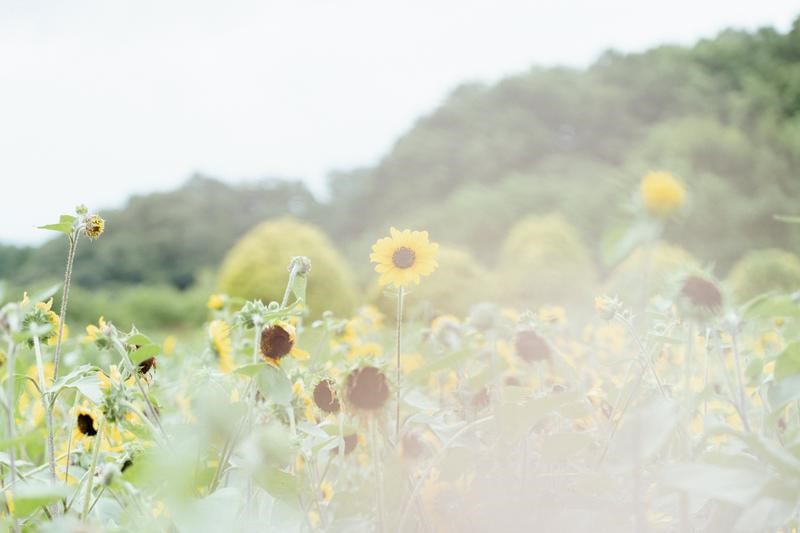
(660, 463, 771, 506)
(130, 344, 160, 365)
(10, 484, 71, 517)
(48, 365, 103, 404)
(540, 432, 594, 461)
(407, 349, 473, 384)
(744, 294, 800, 320)
(0, 428, 46, 450)
(774, 342, 800, 380)
(767, 374, 800, 410)
(234, 362, 265, 377)
(30, 283, 62, 305)
(37, 215, 76, 235)
(606, 396, 678, 471)
(774, 214, 800, 224)
(255, 364, 292, 405)
(253, 467, 299, 506)
(127, 333, 153, 346)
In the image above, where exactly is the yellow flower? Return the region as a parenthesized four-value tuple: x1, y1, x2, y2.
(370, 227, 439, 287)
(84, 214, 105, 239)
(349, 342, 383, 360)
(207, 294, 225, 311)
(538, 306, 566, 325)
(400, 353, 425, 374)
(209, 320, 234, 373)
(260, 322, 309, 364)
(640, 171, 685, 217)
(84, 316, 107, 343)
(162, 335, 177, 355)
(320, 480, 334, 503)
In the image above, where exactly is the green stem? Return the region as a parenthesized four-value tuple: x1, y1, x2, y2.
(395, 286, 405, 439)
(728, 327, 752, 433)
(4, 340, 17, 487)
(81, 420, 104, 521)
(369, 417, 385, 533)
(53, 233, 79, 380)
(32, 336, 56, 486)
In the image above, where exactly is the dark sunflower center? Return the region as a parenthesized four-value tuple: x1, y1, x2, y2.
(77, 413, 97, 436)
(392, 247, 416, 269)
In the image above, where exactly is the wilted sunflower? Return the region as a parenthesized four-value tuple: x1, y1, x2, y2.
(313, 378, 340, 414)
(137, 357, 157, 376)
(640, 171, 685, 218)
(345, 366, 390, 411)
(514, 329, 552, 362)
(260, 322, 308, 364)
(680, 275, 722, 312)
(84, 214, 105, 239)
(370, 228, 439, 287)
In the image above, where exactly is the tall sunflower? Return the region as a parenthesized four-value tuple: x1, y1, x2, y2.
(369, 227, 439, 287)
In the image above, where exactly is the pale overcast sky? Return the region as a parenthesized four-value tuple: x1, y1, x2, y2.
(1, 0, 798, 244)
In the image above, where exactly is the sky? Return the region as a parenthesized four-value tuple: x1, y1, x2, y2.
(1, 0, 798, 245)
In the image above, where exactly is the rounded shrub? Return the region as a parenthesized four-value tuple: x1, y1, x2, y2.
(727, 248, 800, 302)
(604, 242, 698, 303)
(218, 218, 357, 317)
(496, 214, 596, 308)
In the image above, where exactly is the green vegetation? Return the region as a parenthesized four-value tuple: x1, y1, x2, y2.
(218, 218, 357, 317)
(727, 248, 800, 302)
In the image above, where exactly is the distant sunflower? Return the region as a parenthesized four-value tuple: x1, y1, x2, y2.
(345, 366, 390, 411)
(313, 378, 341, 414)
(370, 228, 439, 287)
(680, 275, 722, 313)
(640, 171, 685, 218)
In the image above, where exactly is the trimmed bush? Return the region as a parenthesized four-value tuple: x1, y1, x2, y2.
(727, 248, 800, 302)
(496, 214, 596, 308)
(218, 218, 357, 317)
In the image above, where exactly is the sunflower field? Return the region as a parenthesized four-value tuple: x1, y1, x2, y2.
(1, 175, 800, 533)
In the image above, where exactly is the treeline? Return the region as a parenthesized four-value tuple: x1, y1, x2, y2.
(3, 17, 800, 301)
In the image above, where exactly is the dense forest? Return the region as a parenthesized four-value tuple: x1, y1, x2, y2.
(3, 17, 800, 297)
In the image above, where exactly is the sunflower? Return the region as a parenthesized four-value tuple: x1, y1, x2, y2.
(209, 320, 234, 373)
(345, 366, 390, 411)
(260, 322, 309, 364)
(640, 171, 685, 217)
(313, 378, 341, 414)
(370, 227, 439, 287)
(83, 214, 105, 239)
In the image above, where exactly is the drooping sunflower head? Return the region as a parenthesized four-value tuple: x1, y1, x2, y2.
(514, 329, 552, 363)
(76, 407, 99, 437)
(260, 322, 296, 363)
(370, 228, 439, 287)
(640, 171, 685, 218)
(137, 357, 157, 376)
(680, 275, 723, 313)
(345, 366, 390, 411)
(313, 378, 341, 414)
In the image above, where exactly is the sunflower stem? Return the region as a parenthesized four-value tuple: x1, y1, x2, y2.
(395, 286, 405, 439)
(728, 325, 752, 433)
(369, 416, 385, 533)
(81, 419, 104, 522)
(33, 336, 57, 489)
(53, 231, 79, 381)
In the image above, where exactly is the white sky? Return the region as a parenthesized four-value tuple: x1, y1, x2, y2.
(1, 0, 798, 244)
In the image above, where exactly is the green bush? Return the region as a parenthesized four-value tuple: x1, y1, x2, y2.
(495, 214, 596, 308)
(218, 218, 357, 317)
(604, 242, 699, 304)
(727, 248, 800, 302)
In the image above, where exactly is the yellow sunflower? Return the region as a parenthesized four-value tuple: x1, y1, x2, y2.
(640, 171, 685, 217)
(370, 228, 439, 287)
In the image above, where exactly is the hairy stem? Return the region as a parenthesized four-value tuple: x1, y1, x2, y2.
(53, 233, 79, 380)
(32, 336, 57, 486)
(395, 286, 405, 439)
(81, 420, 104, 521)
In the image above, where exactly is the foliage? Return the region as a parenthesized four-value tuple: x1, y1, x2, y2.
(727, 248, 800, 302)
(218, 218, 357, 318)
(496, 213, 596, 308)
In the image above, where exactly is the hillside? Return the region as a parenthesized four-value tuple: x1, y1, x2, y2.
(3, 18, 800, 292)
